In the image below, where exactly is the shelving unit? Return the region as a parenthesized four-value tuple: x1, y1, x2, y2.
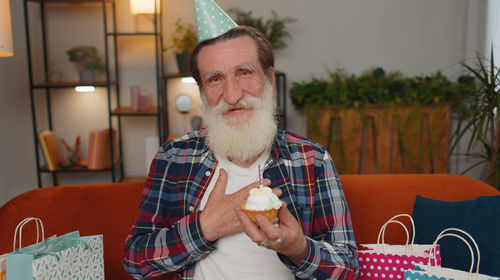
(162, 71, 287, 137)
(24, 0, 164, 187)
(104, 2, 165, 182)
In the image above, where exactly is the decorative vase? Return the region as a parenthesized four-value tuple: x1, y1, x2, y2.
(175, 52, 191, 74)
(79, 69, 95, 83)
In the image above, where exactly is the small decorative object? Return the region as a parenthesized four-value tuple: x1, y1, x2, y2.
(130, 86, 150, 112)
(228, 8, 296, 50)
(138, 90, 150, 112)
(60, 135, 81, 168)
(168, 18, 197, 73)
(175, 94, 193, 133)
(175, 94, 193, 114)
(66, 46, 106, 83)
(191, 116, 203, 130)
(130, 86, 141, 111)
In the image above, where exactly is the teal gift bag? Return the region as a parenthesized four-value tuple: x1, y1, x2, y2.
(6, 218, 104, 280)
(404, 228, 499, 280)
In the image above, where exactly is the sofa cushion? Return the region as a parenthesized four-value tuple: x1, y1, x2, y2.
(412, 195, 500, 277)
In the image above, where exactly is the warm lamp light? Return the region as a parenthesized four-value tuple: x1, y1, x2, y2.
(75, 86, 95, 93)
(0, 0, 14, 57)
(130, 0, 156, 15)
(181, 77, 196, 84)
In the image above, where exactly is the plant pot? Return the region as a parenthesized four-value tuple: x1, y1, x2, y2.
(79, 69, 95, 83)
(175, 52, 191, 74)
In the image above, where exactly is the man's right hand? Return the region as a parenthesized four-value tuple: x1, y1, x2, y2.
(199, 168, 277, 242)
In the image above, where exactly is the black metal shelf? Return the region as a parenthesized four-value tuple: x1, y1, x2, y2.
(111, 106, 160, 117)
(31, 81, 116, 89)
(24, 0, 165, 187)
(27, 0, 109, 3)
(106, 32, 160, 36)
(39, 166, 114, 173)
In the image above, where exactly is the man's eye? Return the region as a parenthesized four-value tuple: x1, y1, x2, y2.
(209, 76, 219, 83)
(240, 69, 252, 76)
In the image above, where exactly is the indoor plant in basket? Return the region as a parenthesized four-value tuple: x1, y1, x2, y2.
(168, 18, 197, 74)
(290, 67, 474, 175)
(228, 8, 296, 50)
(66, 45, 105, 83)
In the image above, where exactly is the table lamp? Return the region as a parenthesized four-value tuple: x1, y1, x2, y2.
(130, 0, 156, 15)
(0, 0, 14, 57)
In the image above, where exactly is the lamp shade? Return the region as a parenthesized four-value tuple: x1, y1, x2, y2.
(0, 0, 14, 57)
(130, 0, 156, 15)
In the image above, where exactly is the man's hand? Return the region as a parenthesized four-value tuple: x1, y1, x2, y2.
(236, 201, 308, 265)
(200, 168, 279, 242)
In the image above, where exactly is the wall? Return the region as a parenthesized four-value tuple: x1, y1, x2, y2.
(0, 0, 37, 206)
(0, 0, 488, 206)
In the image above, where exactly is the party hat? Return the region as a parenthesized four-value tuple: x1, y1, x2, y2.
(193, 0, 238, 43)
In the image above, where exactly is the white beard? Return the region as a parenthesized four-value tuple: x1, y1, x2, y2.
(202, 80, 277, 163)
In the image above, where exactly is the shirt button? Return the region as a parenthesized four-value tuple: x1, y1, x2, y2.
(188, 206, 195, 212)
(205, 171, 211, 177)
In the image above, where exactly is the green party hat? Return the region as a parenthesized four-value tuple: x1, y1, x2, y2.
(193, 0, 238, 43)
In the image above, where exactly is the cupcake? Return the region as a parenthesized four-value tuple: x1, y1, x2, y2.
(241, 186, 282, 223)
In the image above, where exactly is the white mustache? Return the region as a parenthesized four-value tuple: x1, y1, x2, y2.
(214, 96, 260, 115)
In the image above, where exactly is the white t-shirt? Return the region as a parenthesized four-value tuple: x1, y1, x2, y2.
(194, 152, 294, 280)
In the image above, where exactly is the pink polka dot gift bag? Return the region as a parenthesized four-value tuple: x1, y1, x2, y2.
(404, 228, 499, 280)
(358, 214, 441, 280)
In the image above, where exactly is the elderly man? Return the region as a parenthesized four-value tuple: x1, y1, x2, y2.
(123, 1, 359, 280)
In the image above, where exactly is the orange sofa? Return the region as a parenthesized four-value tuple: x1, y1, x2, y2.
(0, 174, 498, 280)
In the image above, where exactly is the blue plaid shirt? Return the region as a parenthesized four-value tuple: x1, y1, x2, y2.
(123, 129, 359, 279)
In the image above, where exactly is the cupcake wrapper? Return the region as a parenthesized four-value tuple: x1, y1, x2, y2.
(241, 205, 279, 223)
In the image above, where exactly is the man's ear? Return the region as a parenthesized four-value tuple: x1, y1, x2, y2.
(268, 67, 276, 92)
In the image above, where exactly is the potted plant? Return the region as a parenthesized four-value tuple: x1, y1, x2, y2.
(168, 18, 197, 74)
(451, 47, 499, 188)
(228, 8, 296, 50)
(290, 67, 474, 175)
(66, 45, 106, 83)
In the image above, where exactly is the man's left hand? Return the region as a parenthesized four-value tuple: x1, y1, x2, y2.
(235, 201, 308, 265)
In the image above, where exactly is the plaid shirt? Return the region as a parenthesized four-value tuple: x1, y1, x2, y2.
(123, 129, 359, 280)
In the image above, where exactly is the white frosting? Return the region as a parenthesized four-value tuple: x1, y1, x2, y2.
(245, 186, 282, 210)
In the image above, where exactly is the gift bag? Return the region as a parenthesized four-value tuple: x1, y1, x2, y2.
(405, 228, 499, 280)
(0, 253, 6, 280)
(0, 217, 46, 280)
(6, 217, 104, 280)
(358, 214, 441, 280)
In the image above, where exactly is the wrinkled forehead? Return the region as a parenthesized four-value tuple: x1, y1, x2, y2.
(197, 36, 260, 75)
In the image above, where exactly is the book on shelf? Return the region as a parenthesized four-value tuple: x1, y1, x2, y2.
(87, 128, 116, 170)
(38, 130, 63, 171)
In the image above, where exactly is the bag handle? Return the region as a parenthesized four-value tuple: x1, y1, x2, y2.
(377, 220, 410, 247)
(427, 228, 480, 280)
(13, 217, 45, 251)
(377, 214, 414, 246)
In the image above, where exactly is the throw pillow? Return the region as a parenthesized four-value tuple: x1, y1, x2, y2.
(412, 195, 500, 277)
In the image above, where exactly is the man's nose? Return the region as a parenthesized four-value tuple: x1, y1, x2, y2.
(222, 78, 243, 105)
